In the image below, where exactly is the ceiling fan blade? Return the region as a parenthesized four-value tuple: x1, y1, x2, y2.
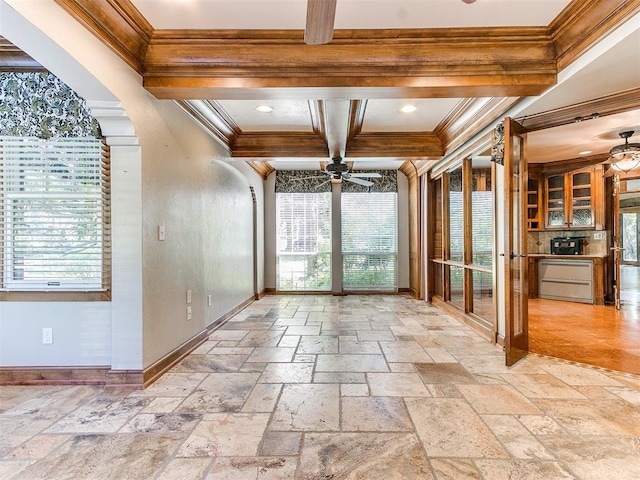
(344, 176, 374, 187)
(304, 0, 337, 45)
(349, 172, 382, 178)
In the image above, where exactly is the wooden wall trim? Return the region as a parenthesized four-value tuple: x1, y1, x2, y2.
(435, 97, 520, 154)
(348, 100, 367, 140)
(143, 27, 556, 99)
(54, 0, 152, 72)
(309, 100, 328, 142)
(247, 161, 275, 180)
(516, 87, 640, 132)
(0, 366, 144, 387)
(0, 37, 44, 71)
(550, 0, 640, 71)
(175, 99, 240, 151)
(346, 132, 443, 159)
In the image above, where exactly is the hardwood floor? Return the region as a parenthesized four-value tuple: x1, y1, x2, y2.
(528, 298, 640, 375)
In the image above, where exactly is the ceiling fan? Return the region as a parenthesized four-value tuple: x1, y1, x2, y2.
(304, 0, 477, 45)
(324, 156, 381, 187)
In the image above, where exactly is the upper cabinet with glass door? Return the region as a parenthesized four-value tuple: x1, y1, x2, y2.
(544, 166, 604, 230)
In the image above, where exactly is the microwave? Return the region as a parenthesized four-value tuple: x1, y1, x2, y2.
(550, 237, 585, 255)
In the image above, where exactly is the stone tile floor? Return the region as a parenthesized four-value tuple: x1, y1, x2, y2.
(1, 295, 640, 479)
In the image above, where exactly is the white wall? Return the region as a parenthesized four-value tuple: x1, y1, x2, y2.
(0, 0, 264, 371)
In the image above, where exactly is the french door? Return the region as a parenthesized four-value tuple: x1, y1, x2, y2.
(503, 118, 529, 366)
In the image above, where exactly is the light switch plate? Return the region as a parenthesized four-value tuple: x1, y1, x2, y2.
(186, 289, 192, 304)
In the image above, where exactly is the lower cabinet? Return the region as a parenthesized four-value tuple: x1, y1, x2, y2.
(528, 256, 605, 305)
(538, 259, 593, 304)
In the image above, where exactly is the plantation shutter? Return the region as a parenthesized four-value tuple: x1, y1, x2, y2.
(342, 192, 398, 290)
(0, 136, 110, 291)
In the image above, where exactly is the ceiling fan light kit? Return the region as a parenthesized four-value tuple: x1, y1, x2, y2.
(609, 131, 640, 173)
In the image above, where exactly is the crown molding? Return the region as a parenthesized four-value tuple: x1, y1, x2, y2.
(516, 87, 640, 132)
(0, 37, 44, 71)
(550, 0, 640, 70)
(54, 0, 152, 71)
(174, 99, 240, 152)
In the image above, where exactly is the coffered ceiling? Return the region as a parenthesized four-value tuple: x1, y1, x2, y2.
(4, 0, 640, 176)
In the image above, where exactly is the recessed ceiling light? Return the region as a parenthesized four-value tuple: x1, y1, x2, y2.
(400, 105, 417, 113)
(579, 150, 592, 155)
(256, 105, 273, 113)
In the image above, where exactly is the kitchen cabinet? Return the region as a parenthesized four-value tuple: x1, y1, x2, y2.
(544, 166, 604, 230)
(527, 172, 542, 231)
(528, 254, 606, 305)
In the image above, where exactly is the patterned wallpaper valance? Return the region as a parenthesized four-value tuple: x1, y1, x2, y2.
(275, 170, 332, 193)
(275, 169, 398, 193)
(490, 120, 505, 165)
(0, 72, 101, 139)
(342, 170, 397, 193)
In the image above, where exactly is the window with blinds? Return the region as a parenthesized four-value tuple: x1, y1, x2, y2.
(276, 192, 331, 291)
(342, 192, 397, 290)
(0, 137, 110, 292)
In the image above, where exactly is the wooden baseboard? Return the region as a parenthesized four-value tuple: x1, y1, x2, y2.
(0, 366, 143, 387)
(0, 295, 259, 388)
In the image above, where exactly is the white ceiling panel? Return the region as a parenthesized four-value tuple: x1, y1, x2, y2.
(131, 0, 572, 30)
(217, 99, 313, 132)
(362, 98, 460, 132)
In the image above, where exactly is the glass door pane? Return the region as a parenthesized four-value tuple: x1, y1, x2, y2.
(448, 167, 464, 263)
(622, 213, 638, 263)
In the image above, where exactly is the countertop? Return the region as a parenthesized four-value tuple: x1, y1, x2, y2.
(528, 254, 607, 259)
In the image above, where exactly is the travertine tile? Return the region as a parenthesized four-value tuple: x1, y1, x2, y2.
(258, 363, 313, 384)
(177, 373, 259, 413)
(297, 433, 433, 480)
(406, 398, 508, 458)
(379, 341, 433, 363)
(482, 415, 555, 459)
(475, 459, 576, 480)
(241, 383, 282, 413)
(207, 457, 297, 480)
(315, 354, 389, 372)
(178, 413, 270, 457)
(367, 373, 431, 397)
(540, 435, 640, 480)
(430, 458, 483, 480)
(155, 458, 212, 480)
(458, 385, 542, 414)
(4, 295, 640, 480)
(245, 347, 296, 363)
(270, 384, 340, 431)
(341, 397, 413, 431)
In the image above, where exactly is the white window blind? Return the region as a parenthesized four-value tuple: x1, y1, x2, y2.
(0, 137, 110, 291)
(342, 192, 397, 290)
(276, 192, 331, 291)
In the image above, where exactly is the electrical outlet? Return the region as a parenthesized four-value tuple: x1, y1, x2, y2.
(207, 294, 212, 307)
(186, 289, 192, 304)
(42, 327, 53, 344)
(158, 224, 165, 241)
(593, 231, 605, 240)
(187, 305, 192, 320)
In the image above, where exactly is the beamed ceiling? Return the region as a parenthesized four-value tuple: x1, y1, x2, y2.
(2, 0, 640, 178)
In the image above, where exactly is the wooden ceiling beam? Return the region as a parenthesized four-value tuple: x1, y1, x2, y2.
(232, 132, 329, 158)
(346, 132, 443, 160)
(142, 28, 557, 99)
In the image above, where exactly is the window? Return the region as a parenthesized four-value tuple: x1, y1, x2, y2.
(342, 192, 397, 290)
(1, 137, 110, 294)
(276, 192, 331, 290)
